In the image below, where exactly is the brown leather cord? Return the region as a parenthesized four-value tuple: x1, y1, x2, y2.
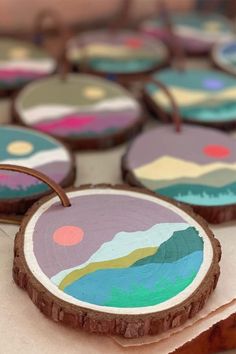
(109, 0, 133, 33)
(0, 164, 71, 207)
(145, 77, 182, 133)
(33, 8, 70, 81)
(199, 0, 235, 24)
(58, 40, 72, 81)
(225, 0, 236, 19)
(158, 0, 186, 71)
(198, 0, 221, 14)
(33, 8, 65, 45)
(79, 1, 133, 74)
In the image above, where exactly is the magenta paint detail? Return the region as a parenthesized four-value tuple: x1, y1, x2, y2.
(33, 111, 139, 136)
(0, 69, 48, 80)
(35, 115, 95, 132)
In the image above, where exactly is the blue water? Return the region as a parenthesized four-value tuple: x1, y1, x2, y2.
(64, 251, 203, 307)
(89, 58, 159, 74)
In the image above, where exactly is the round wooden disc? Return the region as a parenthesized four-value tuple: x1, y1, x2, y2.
(144, 68, 236, 129)
(13, 74, 144, 150)
(66, 30, 168, 78)
(212, 41, 236, 76)
(0, 125, 75, 220)
(14, 185, 221, 338)
(141, 12, 233, 56)
(123, 125, 236, 224)
(0, 37, 55, 94)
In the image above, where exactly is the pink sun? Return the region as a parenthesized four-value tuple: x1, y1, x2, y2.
(53, 226, 84, 246)
(203, 144, 230, 158)
(125, 38, 143, 48)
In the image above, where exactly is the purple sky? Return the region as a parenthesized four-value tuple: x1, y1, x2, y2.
(32, 193, 184, 277)
(0, 162, 70, 189)
(126, 125, 236, 169)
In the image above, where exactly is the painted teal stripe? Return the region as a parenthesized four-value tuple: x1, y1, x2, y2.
(134, 226, 203, 266)
(146, 69, 236, 91)
(89, 58, 159, 73)
(0, 183, 50, 199)
(156, 181, 236, 206)
(180, 102, 236, 122)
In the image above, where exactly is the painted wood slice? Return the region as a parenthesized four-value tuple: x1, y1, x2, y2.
(0, 125, 75, 220)
(212, 41, 236, 76)
(122, 125, 236, 224)
(144, 68, 236, 129)
(14, 74, 143, 149)
(13, 185, 220, 338)
(66, 30, 168, 79)
(0, 38, 55, 94)
(141, 12, 233, 55)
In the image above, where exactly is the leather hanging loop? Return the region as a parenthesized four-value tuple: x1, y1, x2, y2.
(145, 76, 182, 133)
(197, 0, 221, 14)
(33, 8, 65, 46)
(109, 0, 133, 33)
(0, 164, 71, 207)
(58, 38, 71, 81)
(79, 0, 133, 75)
(33, 8, 71, 80)
(158, 0, 186, 71)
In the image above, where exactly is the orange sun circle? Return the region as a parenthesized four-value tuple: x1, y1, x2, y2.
(125, 38, 143, 48)
(53, 226, 84, 246)
(203, 144, 230, 158)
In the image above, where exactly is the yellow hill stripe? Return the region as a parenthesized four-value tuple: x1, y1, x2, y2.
(134, 155, 236, 181)
(69, 44, 159, 60)
(59, 246, 157, 290)
(152, 86, 236, 108)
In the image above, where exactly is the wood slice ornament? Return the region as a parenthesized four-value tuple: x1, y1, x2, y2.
(13, 74, 144, 150)
(124, 79, 236, 224)
(0, 37, 55, 95)
(66, 30, 169, 83)
(13, 181, 221, 338)
(66, 0, 169, 84)
(141, 11, 233, 56)
(0, 125, 75, 221)
(0, 9, 68, 96)
(143, 68, 236, 129)
(212, 41, 236, 76)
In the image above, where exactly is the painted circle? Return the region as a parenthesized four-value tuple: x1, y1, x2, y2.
(202, 78, 224, 90)
(203, 144, 230, 158)
(9, 47, 30, 59)
(53, 226, 84, 246)
(83, 86, 106, 99)
(124, 37, 143, 48)
(7, 140, 34, 155)
(203, 21, 222, 32)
